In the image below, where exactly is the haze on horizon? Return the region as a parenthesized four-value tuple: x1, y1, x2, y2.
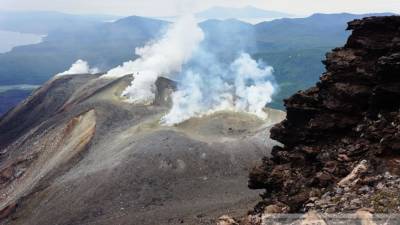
(0, 0, 399, 17)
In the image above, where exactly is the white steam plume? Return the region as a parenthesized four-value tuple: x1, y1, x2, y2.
(161, 52, 275, 125)
(99, 14, 276, 125)
(231, 53, 275, 116)
(102, 15, 204, 104)
(57, 59, 99, 76)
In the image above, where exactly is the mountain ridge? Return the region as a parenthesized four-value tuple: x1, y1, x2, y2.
(0, 10, 120, 34)
(0, 74, 285, 224)
(196, 6, 293, 20)
(0, 12, 397, 115)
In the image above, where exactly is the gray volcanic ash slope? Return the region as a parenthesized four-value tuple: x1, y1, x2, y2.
(0, 74, 284, 225)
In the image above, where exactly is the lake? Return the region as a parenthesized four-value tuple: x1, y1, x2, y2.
(0, 30, 44, 53)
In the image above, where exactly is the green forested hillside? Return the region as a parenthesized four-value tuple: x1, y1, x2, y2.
(254, 48, 329, 109)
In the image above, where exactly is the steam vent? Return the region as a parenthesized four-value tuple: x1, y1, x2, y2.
(0, 64, 285, 223)
(242, 16, 400, 224)
(1, 12, 400, 225)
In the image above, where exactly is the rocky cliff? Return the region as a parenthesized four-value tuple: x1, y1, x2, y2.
(246, 16, 400, 221)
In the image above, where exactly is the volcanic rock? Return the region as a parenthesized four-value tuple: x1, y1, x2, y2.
(0, 73, 285, 225)
(247, 15, 400, 220)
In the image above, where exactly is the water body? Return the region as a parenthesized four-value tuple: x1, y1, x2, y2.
(0, 84, 39, 93)
(0, 30, 44, 53)
(0, 84, 39, 115)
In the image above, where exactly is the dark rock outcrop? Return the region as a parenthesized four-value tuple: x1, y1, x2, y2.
(248, 16, 400, 216)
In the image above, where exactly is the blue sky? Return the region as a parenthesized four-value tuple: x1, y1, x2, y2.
(0, 0, 399, 17)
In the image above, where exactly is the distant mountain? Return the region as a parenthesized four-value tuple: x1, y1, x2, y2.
(0, 16, 168, 86)
(0, 10, 120, 34)
(255, 12, 395, 49)
(196, 6, 293, 20)
(253, 12, 396, 108)
(0, 12, 397, 114)
(199, 19, 256, 61)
